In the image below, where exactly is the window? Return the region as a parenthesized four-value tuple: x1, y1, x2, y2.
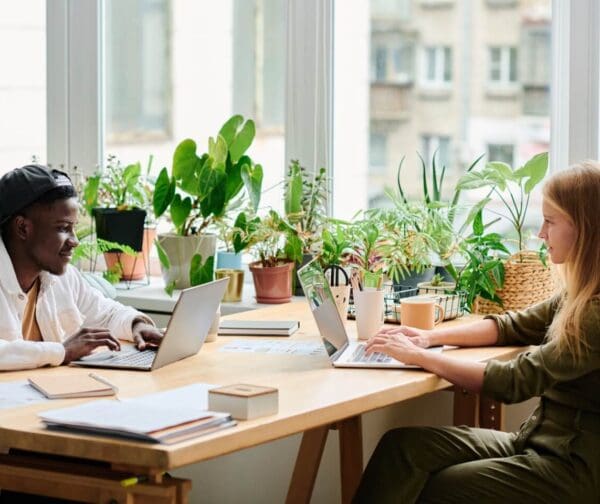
(487, 143, 514, 166)
(0, 1, 46, 174)
(105, 0, 170, 144)
(489, 47, 517, 85)
(422, 46, 452, 86)
(371, 0, 411, 20)
(422, 135, 451, 170)
(371, 38, 414, 84)
(369, 132, 387, 171)
(104, 0, 286, 210)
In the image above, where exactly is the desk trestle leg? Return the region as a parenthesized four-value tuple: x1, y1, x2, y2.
(0, 453, 191, 504)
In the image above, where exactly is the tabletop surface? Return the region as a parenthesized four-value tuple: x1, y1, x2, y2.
(0, 302, 525, 471)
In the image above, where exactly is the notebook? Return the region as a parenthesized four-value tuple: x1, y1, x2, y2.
(28, 374, 116, 399)
(71, 278, 228, 371)
(218, 320, 300, 337)
(297, 260, 444, 369)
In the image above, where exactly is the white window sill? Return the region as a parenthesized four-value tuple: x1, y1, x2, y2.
(418, 86, 452, 99)
(485, 85, 520, 98)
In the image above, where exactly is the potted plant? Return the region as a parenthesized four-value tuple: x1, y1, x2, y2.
(153, 115, 263, 291)
(456, 152, 554, 312)
(238, 209, 300, 304)
(82, 155, 150, 281)
(284, 160, 328, 295)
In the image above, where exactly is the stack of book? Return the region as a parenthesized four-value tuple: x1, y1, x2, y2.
(38, 384, 236, 444)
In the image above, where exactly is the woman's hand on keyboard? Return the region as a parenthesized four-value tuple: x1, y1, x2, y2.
(375, 326, 432, 349)
(364, 332, 424, 366)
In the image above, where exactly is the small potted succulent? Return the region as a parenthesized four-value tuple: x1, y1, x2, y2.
(238, 209, 301, 304)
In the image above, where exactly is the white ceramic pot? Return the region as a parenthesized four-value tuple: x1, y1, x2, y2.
(157, 233, 217, 289)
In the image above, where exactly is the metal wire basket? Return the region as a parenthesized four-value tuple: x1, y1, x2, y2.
(348, 284, 466, 323)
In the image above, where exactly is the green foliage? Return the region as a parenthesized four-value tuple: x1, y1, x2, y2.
(189, 254, 215, 286)
(457, 152, 549, 253)
(152, 115, 263, 236)
(82, 155, 146, 212)
(318, 223, 353, 267)
(284, 160, 328, 253)
(451, 209, 510, 311)
(72, 238, 136, 265)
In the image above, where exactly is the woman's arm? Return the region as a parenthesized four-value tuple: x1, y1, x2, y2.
(378, 319, 499, 348)
(365, 335, 487, 392)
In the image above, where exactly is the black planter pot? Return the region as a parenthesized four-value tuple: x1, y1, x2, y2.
(294, 253, 314, 296)
(93, 208, 146, 252)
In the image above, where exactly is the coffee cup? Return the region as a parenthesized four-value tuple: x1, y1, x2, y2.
(396, 296, 444, 330)
(353, 289, 385, 340)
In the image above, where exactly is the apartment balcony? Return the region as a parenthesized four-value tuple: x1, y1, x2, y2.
(370, 82, 413, 121)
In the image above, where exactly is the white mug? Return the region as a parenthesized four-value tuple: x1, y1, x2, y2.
(353, 289, 385, 340)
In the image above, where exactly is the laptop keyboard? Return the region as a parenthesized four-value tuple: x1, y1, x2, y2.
(351, 345, 392, 364)
(100, 349, 156, 367)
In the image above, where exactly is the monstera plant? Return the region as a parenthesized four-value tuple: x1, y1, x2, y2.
(153, 115, 263, 292)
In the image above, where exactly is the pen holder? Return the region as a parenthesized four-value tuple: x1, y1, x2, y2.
(353, 289, 384, 340)
(330, 285, 351, 321)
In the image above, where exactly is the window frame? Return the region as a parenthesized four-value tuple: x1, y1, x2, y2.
(421, 45, 452, 88)
(46, 0, 600, 198)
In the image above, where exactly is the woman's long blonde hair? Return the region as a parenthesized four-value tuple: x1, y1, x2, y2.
(543, 161, 600, 359)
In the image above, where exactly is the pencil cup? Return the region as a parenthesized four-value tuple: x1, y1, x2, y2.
(353, 289, 385, 340)
(205, 305, 221, 342)
(330, 285, 351, 321)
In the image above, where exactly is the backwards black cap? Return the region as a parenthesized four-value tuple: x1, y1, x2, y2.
(0, 164, 74, 225)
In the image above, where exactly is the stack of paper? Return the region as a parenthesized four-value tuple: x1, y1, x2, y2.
(218, 320, 300, 336)
(38, 384, 235, 444)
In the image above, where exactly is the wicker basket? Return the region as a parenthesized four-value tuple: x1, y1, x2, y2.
(474, 250, 556, 314)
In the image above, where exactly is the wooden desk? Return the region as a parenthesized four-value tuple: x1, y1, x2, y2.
(0, 302, 523, 503)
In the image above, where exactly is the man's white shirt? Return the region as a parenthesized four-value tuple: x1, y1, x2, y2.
(0, 237, 152, 370)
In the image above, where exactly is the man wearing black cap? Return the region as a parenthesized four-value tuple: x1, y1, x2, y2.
(0, 164, 162, 371)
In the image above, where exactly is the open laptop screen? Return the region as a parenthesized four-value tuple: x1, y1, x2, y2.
(297, 261, 349, 359)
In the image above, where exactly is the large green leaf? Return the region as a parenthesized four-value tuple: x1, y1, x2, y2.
(219, 115, 244, 147)
(456, 172, 492, 191)
(123, 162, 141, 191)
(199, 168, 227, 218)
(224, 155, 245, 204)
(170, 194, 192, 232)
(208, 134, 228, 166)
(241, 163, 263, 212)
(153, 167, 175, 218)
(154, 239, 171, 270)
(473, 209, 484, 236)
(82, 175, 100, 215)
(486, 161, 514, 182)
(516, 152, 548, 193)
(284, 162, 303, 216)
(189, 254, 215, 286)
(229, 119, 255, 163)
(172, 139, 199, 180)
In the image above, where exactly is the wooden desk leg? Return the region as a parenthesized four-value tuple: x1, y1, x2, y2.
(479, 396, 504, 430)
(337, 416, 363, 504)
(286, 425, 329, 504)
(453, 387, 479, 427)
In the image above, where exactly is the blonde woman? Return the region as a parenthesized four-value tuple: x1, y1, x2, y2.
(353, 162, 600, 503)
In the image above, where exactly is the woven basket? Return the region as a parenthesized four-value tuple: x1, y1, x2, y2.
(474, 250, 556, 315)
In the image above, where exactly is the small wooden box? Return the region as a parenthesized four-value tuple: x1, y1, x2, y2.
(208, 384, 278, 420)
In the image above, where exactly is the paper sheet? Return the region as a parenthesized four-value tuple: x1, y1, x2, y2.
(219, 340, 325, 356)
(0, 380, 48, 410)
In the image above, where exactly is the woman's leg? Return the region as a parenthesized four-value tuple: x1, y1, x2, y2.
(417, 447, 595, 504)
(353, 426, 516, 504)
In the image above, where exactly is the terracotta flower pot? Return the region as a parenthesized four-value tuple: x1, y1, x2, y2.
(249, 261, 294, 304)
(104, 227, 157, 281)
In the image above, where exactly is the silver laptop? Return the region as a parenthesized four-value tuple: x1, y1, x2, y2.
(297, 261, 442, 369)
(72, 278, 229, 371)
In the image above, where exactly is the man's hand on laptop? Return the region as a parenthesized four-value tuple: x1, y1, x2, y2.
(62, 327, 121, 364)
(132, 321, 163, 351)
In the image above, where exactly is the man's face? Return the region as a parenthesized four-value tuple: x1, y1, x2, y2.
(23, 197, 79, 275)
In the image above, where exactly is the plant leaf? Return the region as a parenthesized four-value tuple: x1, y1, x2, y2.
(189, 254, 215, 286)
(170, 194, 192, 232)
(241, 163, 263, 212)
(153, 167, 175, 218)
(154, 239, 171, 270)
(219, 115, 244, 147)
(229, 119, 256, 163)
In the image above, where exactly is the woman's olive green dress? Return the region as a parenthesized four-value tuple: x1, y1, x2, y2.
(353, 297, 600, 503)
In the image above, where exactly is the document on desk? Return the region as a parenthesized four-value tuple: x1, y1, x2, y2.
(0, 380, 48, 410)
(39, 383, 236, 444)
(220, 340, 326, 356)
